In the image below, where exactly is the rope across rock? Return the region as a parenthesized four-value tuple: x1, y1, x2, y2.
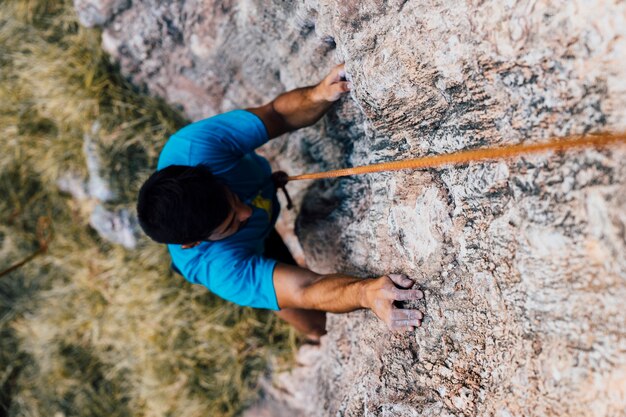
(272, 132, 626, 209)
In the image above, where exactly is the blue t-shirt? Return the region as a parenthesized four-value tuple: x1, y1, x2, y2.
(157, 110, 281, 310)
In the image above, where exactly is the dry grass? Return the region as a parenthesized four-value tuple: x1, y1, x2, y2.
(0, 1, 296, 416)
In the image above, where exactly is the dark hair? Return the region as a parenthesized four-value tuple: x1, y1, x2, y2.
(137, 165, 231, 244)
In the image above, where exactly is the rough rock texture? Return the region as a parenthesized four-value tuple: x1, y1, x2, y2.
(76, 1, 626, 415)
(57, 122, 140, 249)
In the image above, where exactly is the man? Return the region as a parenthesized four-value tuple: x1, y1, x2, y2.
(137, 64, 424, 339)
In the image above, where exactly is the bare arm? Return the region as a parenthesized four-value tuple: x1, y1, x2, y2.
(273, 263, 424, 331)
(247, 64, 351, 139)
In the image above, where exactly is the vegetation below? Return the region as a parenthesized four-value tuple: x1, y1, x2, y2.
(0, 1, 295, 416)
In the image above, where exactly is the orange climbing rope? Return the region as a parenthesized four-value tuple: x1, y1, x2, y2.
(286, 132, 626, 182)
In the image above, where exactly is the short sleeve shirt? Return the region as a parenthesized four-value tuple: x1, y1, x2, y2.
(157, 110, 281, 310)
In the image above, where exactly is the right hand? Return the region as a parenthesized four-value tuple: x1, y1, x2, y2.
(313, 63, 352, 102)
(362, 274, 424, 331)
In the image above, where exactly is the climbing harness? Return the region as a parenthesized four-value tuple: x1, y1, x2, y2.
(273, 132, 626, 208)
(271, 171, 293, 209)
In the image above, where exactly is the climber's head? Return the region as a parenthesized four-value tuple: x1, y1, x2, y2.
(137, 164, 252, 245)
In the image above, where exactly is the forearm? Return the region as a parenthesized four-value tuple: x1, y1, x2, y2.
(271, 85, 334, 131)
(273, 264, 424, 331)
(248, 64, 350, 138)
(298, 273, 372, 313)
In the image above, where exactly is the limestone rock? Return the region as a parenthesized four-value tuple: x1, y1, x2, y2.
(76, 0, 626, 415)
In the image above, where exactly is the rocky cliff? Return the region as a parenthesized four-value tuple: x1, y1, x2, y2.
(74, 0, 626, 415)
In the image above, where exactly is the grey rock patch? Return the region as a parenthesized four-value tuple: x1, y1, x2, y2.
(57, 171, 88, 201)
(57, 121, 140, 249)
(89, 204, 139, 249)
(83, 122, 115, 202)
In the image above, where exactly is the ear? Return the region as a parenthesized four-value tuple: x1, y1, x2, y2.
(181, 241, 201, 249)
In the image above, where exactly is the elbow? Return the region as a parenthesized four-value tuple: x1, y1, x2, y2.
(293, 273, 324, 309)
(268, 101, 295, 135)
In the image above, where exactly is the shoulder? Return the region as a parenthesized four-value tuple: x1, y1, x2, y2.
(169, 240, 279, 310)
(175, 110, 266, 140)
(169, 240, 249, 280)
(157, 110, 268, 171)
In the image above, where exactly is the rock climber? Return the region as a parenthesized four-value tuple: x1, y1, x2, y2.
(136, 63, 424, 340)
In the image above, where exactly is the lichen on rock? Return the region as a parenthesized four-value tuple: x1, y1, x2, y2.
(75, 0, 626, 415)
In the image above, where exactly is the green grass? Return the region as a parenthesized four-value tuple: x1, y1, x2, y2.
(0, 1, 296, 416)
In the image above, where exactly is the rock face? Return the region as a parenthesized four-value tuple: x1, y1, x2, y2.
(76, 1, 626, 415)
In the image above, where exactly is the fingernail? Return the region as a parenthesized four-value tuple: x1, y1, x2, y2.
(347, 82, 353, 90)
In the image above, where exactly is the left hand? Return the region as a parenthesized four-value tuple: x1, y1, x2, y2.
(362, 273, 424, 332)
(313, 63, 352, 102)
